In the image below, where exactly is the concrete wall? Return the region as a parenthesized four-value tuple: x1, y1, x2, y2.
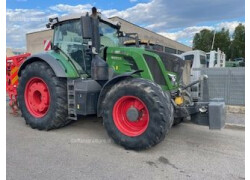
(110, 17, 192, 52)
(26, 29, 53, 54)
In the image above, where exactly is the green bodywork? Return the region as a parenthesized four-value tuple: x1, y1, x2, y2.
(105, 47, 178, 91)
(42, 16, 181, 91)
(47, 46, 179, 91)
(46, 46, 179, 91)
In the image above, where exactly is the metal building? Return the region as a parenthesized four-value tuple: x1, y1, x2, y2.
(26, 16, 192, 54)
(109, 17, 191, 54)
(26, 30, 53, 54)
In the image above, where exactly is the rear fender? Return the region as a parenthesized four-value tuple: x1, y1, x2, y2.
(18, 53, 79, 78)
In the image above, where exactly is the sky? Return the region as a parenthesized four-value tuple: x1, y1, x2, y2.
(6, 0, 245, 49)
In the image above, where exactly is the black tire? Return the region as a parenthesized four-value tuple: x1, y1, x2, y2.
(17, 61, 70, 130)
(173, 118, 183, 126)
(102, 78, 173, 150)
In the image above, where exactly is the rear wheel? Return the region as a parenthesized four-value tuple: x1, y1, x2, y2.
(102, 78, 173, 150)
(17, 61, 70, 130)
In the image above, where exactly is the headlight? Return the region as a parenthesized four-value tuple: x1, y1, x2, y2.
(168, 74, 177, 86)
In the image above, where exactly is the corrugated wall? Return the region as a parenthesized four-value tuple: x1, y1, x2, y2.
(195, 68, 245, 105)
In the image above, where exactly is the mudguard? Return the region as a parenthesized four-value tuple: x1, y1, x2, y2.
(97, 70, 142, 117)
(18, 53, 68, 77)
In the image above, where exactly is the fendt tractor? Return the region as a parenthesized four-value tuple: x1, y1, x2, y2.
(14, 13, 225, 150)
(123, 39, 161, 51)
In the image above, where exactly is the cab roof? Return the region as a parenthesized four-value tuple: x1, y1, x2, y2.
(49, 13, 120, 28)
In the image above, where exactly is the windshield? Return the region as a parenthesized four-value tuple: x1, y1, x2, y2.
(99, 22, 120, 47)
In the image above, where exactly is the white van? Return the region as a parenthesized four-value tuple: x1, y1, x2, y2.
(180, 50, 207, 100)
(206, 49, 226, 68)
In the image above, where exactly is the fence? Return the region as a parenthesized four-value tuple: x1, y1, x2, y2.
(193, 67, 245, 106)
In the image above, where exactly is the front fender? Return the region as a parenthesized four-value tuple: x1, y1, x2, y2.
(97, 70, 142, 117)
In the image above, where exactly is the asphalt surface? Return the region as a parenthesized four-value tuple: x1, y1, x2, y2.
(7, 106, 245, 180)
(226, 113, 245, 126)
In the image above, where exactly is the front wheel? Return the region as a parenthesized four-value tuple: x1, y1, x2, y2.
(102, 78, 173, 150)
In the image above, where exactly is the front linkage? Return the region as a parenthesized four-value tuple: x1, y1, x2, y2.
(172, 75, 225, 129)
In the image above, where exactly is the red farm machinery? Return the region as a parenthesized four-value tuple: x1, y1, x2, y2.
(6, 53, 31, 114)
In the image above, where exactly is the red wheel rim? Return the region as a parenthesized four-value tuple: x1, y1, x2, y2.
(24, 77, 50, 118)
(113, 96, 149, 137)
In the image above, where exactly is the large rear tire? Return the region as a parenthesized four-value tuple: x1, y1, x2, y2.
(17, 61, 70, 130)
(102, 78, 173, 150)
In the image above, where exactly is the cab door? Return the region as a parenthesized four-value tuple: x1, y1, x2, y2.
(53, 19, 91, 75)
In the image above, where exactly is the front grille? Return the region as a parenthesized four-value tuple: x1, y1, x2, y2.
(146, 50, 185, 80)
(143, 54, 166, 86)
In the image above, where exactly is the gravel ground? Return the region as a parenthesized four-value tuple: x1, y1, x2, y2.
(226, 113, 245, 126)
(6, 106, 245, 180)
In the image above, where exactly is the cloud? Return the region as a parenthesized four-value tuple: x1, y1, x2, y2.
(216, 21, 245, 34)
(159, 26, 213, 41)
(49, 4, 92, 14)
(130, 0, 138, 2)
(6, 0, 245, 49)
(6, 8, 58, 49)
(158, 21, 244, 46)
(101, 0, 245, 31)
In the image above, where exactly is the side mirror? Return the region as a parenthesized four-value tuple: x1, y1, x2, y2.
(118, 31, 126, 37)
(81, 15, 100, 52)
(46, 23, 51, 29)
(81, 16, 92, 39)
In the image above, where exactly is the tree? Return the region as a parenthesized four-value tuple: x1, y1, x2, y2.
(193, 29, 213, 52)
(192, 24, 245, 60)
(231, 24, 245, 59)
(213, 28, 231, 59)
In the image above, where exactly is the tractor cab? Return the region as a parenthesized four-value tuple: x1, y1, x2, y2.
(47, 13, 121, 75)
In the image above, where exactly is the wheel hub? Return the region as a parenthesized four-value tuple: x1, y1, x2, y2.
(24, 77, 50, 118)
(126, 107, 139, 122)
(112, 96, 149, 137)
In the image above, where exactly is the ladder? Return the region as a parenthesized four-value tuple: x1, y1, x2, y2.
(67, 80, 77, 120)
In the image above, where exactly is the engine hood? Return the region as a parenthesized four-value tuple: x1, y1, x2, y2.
(146, 49, 185, 80)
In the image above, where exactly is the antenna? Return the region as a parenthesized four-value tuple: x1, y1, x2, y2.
(211, 30, 216, 50)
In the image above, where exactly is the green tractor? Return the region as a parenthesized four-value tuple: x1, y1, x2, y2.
(17, 13, 210, 150)
(123, 39, 165, 52)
